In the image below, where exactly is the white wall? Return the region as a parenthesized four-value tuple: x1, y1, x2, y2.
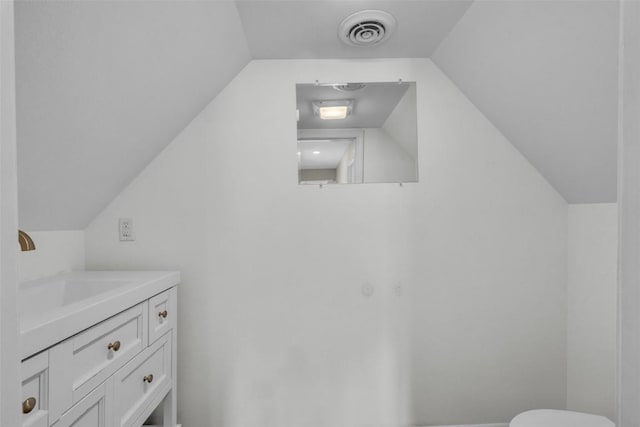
(84, 59, 568, 426)
(18, 230, 85, 282)
(617, 1, 640, 424)
(410, 62, 567, 425)
(0, 1, 20, 425)
(566, 204, 617, 419)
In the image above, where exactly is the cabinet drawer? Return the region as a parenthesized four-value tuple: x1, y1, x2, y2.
(148, 288, 175, 344)
(21, 351, 48, 427)
(112, 332, 172, 427)
(50, 302, 147, 421)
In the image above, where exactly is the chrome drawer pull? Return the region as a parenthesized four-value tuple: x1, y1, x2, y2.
(158, 310, 168, 318)
(22, 397, 36, 414)
(143, 374, 154, 383)
(107, 340, 121, 351)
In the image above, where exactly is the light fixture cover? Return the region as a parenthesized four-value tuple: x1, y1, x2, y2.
(333, 83, 366, 92)
(312, 100, 354, 120)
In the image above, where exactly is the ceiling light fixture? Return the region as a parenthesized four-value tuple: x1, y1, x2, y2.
(333, 83, 366, 92)
(312, 100, 353, 120)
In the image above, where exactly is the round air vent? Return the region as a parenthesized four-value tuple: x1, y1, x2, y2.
(338, 10, 397, 47)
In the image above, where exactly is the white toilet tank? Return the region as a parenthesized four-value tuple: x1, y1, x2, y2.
(510, 409, 614, 427)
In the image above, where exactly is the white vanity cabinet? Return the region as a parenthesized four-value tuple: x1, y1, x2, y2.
(18, 272, 179, 427)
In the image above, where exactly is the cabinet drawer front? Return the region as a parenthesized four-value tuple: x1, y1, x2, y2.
(55, 383, 109, 427)
(113, 332, 172, 427)
(21, 351, 48, 427)
(71, 302, 147, 400)
(50, 302, 148, 420)
(148, 288, 175, 344)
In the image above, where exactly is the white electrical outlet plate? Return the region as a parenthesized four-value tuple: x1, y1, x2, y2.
(119, 218, 135, 241)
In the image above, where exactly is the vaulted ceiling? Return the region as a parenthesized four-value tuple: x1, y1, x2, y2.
(15, 0, 619, 230)
(15, 0, 251, 230)
(432, 0, 619, 203)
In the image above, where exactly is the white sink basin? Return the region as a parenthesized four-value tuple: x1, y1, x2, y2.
(19, 277, 132, 316)
(19, 271, 179, 360)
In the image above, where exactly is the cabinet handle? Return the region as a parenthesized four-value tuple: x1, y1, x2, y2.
(143, 374, 154, 383)
(107, 340, 121, 351)
(158, 310, 168, 318)
(22, 397, 36, 414)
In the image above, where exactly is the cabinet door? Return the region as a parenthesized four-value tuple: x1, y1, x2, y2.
(21, 351, 48, 427)
(53, 383, 110, 427)
(112, 332, 172, 427)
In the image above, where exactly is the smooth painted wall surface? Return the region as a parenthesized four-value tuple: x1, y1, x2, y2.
(618, 2, 640, 424)
(84, 59, 568, 426)
(0, 1, 21, 425)
(567, 203, 617, 419)
(18, 230, 85, 282)
(409, 62, 567, 424)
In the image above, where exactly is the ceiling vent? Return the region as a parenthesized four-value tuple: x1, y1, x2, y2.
(338, 10, 397, 47)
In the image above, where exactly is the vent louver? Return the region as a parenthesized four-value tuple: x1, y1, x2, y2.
(338, 10, 397, 47)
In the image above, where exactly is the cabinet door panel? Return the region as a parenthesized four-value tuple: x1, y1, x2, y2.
(112, 332, 172, 427)
(21, 351, 48, 427)
(54, 383, 109, 427)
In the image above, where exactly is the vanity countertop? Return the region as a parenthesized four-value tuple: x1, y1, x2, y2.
(19, 270, 180, 360)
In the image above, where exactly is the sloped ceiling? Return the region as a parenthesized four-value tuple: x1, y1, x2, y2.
(15, 0, 619, 230)
(235, 0, 473, 59)
(15, 0, 251, 230)
(16, 0, 473, 230)
(432, 0, 619, 203)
